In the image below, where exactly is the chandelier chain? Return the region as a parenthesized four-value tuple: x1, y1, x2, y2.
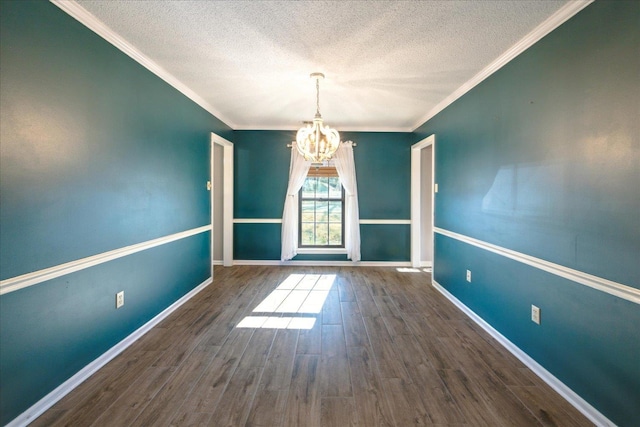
(316, 77, 320, 117)
(295, 71, 340, 163)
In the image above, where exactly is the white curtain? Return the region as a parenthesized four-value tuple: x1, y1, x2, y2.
(334, 142, 361, 261)
(281, 146, 311, 261)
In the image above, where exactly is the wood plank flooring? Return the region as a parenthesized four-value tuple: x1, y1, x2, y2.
(31, 266, 592, 426)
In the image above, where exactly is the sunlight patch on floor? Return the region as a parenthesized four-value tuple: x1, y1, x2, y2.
(396, 267, 432, 273)
(396, 267, 422, 273)
(236, 273, 336, 329)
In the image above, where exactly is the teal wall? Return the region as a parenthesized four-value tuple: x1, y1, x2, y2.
(233, 131, 412, 261)
(0, 1, 231, 424)
(414, 2, 639, 425)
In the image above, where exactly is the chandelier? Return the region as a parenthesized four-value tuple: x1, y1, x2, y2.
(295, 73, 340, 163)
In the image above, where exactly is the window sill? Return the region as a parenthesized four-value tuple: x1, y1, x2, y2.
(297, 247, 347, 255)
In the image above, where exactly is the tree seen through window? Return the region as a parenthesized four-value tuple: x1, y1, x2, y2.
(299, 169, 344, 247)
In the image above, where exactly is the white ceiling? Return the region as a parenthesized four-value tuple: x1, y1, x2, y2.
(70, 0, 577, 131)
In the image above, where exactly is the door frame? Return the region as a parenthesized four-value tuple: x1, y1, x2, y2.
(211, 132, 234, 271)
(410, 134, 435, 269)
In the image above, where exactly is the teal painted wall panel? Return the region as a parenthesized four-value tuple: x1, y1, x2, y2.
(293, 253, 349, 262)
(341, 132, 412, 219)
(415, 1, 640, 288)
(0, 0, 231, 279)
(233, 223, 411, 261)
(233, 131, 412, 261)
(234, 223, 409, 262)
(234, 223, 282, 260)
(416, 2, 640, 425)
(234, 131, 292, 219)
(0, 233, 211, 424)
(434, 234, 640, 425)
(360, 224, 410, 262)
(0, 2, 229, 424)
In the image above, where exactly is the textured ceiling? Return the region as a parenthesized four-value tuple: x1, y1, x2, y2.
(73, 0, 571, 131)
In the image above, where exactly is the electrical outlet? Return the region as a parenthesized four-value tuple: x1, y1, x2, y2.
(116, 291, 125, 309)
(466, 270, 471, 282)
(434, 183, 439, 193)
(531, 304, 541, 324)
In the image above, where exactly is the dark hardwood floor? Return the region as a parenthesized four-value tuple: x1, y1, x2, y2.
(31, 266, 592, 426)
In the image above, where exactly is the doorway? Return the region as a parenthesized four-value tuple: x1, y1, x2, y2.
(411, 134, 435, 269)
(211, 132, 234, 271)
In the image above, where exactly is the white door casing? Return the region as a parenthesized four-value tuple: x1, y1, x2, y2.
(211, 132, 234, 269)
(411, 134, 435, 269)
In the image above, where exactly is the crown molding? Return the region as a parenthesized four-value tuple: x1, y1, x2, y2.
(49, 0, 236, 129)
(49, 0, 593, 135)
(232, 125, 413, 133)
(410, 0, 594, 131)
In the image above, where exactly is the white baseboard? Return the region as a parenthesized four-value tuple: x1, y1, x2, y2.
(232, 260, 412, 267)
(7, 277, 212, 427)
(431, 280, 615, 427)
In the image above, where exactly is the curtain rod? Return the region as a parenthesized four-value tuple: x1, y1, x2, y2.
(286, 142, 356, 148)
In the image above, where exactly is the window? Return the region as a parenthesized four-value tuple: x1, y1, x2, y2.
(299, 167, 344, 247)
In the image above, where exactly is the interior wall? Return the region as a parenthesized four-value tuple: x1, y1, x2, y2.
(213, 143, 224, 262)
(420, 145, 433, 264)
(233, 130, 412, 261)
(413, 2, 639, 425)
(0, 2, 232, 424)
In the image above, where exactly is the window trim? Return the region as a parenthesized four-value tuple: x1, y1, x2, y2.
(298, 169, 345, 249)
(296, 247, 348, 254)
